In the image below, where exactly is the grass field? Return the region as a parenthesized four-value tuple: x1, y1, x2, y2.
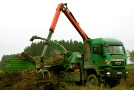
(0, 70, 3, 73)
(127, 64, 134, 68)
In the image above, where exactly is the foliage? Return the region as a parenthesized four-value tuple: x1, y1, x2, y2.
(0, 55, 15, 70)
(120, 68, 134, 88)
(23, 39, 83, 58)
(130, 50, 134, 63)
(127, 64, 134, 68)
(0, 39, 83, 70)
(0, 70, 3, 74)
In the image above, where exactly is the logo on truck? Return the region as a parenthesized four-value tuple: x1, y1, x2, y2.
(115, 61, 122, 65)
(111, 60, 124, 66)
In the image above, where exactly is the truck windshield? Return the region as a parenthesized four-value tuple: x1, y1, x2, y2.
(106, 46, 125, 55)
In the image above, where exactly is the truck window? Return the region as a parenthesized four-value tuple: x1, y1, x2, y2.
(93, 45, 99, 54)
(93, 47, 97, 54)
(106, 45, 125, 55)
(93, 45, 103, 55)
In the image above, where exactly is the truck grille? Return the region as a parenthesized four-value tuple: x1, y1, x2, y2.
(111, 60, 124, 66)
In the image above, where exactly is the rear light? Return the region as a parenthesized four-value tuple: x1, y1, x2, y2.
(71, 64, 80, 69)
(74, 65, 80, 69)
(71, 64, 80, 72)
(105, 60, 110, 64)
(73, 65, 80, 72)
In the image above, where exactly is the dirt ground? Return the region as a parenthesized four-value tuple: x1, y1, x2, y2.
(0, 52, 66, 90)
(0, 69, 59, 90)
(0, 69, 134, 90)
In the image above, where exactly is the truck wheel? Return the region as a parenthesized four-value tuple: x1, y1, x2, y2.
(58, 74, 65, 82)
(108, 79, 120, 87)
(87, 74, 100, 86)
(116, 79, 120, 85)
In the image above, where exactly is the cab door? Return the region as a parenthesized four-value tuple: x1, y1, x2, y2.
(92, 45, 105, 67)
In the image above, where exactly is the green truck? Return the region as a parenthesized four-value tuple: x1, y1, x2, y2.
(4, 37, 128, 87)
(39, 3, 128, 87)
(44, 37, 127, 87)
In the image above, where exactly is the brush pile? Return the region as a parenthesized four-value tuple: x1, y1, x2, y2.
(0, 69, 59, 90)
(44, 52, 64, 65)
(0, 51, 66, 90)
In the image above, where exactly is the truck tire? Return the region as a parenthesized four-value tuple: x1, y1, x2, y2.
(58, 74, 65, 82)
(107, 79, 120, 87)
(87, 74, 100, 86)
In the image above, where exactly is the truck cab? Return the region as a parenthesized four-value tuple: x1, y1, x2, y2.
(83, 38, 128, 87)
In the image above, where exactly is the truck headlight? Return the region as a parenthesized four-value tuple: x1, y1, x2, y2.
(106, 72, 111, 75)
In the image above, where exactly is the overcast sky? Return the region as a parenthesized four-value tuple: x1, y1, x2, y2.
(0, 0, 134, 61)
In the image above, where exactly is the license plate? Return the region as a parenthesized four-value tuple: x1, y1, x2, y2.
(117, 72, 122, 74)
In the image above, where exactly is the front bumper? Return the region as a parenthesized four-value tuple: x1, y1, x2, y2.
(105, 67, 128, 79)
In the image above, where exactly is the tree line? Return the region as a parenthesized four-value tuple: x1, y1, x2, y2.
(0, 39, 83, 70)
(0, 39, 134, 70)
(130, 50, 134, 63)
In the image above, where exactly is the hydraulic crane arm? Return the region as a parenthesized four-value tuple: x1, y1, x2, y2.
(50, 3, 89, 40)
(41, 3, 89, 60)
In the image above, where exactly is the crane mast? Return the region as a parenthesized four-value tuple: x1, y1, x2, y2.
(41, 3, 89, 61)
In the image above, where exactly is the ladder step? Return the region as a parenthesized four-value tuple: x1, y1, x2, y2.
(100, 69, 105, 71)
(100, 75, 105, 77)
(101, 79, 105, 81)
(100, 77, 105, 81)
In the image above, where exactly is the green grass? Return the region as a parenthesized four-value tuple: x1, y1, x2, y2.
(127, 64, 134, 68)
(63, 83, 129, 90)
(0, 70, 3, 73)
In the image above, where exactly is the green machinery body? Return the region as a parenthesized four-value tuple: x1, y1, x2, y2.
(51, 38, 127, 70)
(4, 39, 67, 72)
(5, 37, 128, 78)
(4, 58, 36, 72)
(48, 37, 128, 86)
(4, 37, 128, 86)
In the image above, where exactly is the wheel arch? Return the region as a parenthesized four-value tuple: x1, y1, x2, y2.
(58, 71, 66, 76)
(84, 65, 100, 79)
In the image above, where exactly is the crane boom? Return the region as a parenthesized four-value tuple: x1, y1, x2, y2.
(50, 3, 89, 40)
(41, 3, 89, 60)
